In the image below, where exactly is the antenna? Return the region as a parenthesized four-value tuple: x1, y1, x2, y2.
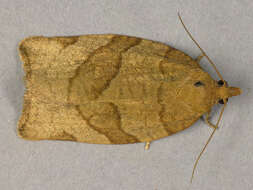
(177, 13, 228, 182)
(178, 13, 224, 81)
(191, 103, 226, 182)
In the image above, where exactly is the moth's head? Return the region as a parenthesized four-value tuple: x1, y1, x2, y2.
(215, 80, 242, 104)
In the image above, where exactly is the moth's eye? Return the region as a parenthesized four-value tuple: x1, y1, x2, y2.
(218, 98, 228, 104)
(217, 80, 225, 86)
(194, 81, 204, 87)
(218, 99, 224, 104)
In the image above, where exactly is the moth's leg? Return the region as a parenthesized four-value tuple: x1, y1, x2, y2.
(145, 142, 151, 150)
(204, 111, 218, 129)
(195, 54, 204, 63)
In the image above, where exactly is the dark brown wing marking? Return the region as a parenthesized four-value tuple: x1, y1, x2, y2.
(76, 103, 140, 144)
(68, 36, 142, 102)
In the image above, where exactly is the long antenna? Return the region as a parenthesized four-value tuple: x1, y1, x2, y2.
(178, 13, 224, 81)
(190, 103, 227, 183)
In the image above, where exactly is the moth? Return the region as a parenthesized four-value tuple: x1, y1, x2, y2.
(17, 14, 241, 181)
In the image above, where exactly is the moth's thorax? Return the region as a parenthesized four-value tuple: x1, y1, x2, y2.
(163, 66, 217, 114)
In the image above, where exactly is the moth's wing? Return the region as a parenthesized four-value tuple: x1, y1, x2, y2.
(18, 99, 203, 144)
(17, 35, 139, 143)
(102, 65, 205, 143)
(18, 97, 133, 143)
(18, 34, 203, 144)
(19, 35, 116, 104)
(18, 35, 145, 143)
(89, 37, 205, 143)
(18, 34, 198, 105)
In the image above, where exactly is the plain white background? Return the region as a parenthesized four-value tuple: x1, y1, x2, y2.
(0, 0, 252, 190)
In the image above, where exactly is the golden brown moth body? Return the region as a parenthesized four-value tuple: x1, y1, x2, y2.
(17, 14, 241, 181)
